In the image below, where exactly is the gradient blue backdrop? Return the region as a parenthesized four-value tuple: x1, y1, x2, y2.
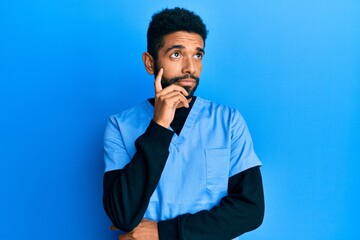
(1, 1, 359, 239)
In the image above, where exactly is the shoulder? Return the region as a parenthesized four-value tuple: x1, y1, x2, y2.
(109, 100, 152, 126)
(196, 97, 245, 123)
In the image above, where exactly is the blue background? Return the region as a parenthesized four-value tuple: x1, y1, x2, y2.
(1, 1, 359, 239)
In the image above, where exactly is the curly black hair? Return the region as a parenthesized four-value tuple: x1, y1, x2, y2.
(147, 7, 208, 61)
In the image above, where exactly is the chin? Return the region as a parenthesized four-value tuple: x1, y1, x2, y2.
(184, 87, 196, 99)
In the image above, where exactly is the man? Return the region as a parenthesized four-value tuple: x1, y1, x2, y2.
(103, 7, 264, 240)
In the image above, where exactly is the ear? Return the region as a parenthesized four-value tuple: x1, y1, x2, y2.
(142, 52, 155, 75)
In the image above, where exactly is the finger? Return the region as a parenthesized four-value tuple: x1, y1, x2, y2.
(118, 233, 132, 240)
(165, 93, 189, 109)
(157, 90, 186, 101)
(154, 68, 164, 93)
(156, 90, 188, 105)
(177, 97, 189, 108)
(173, 92, 190, 108)
(110, 225, 119, 230)
(156, 84, 189, 98)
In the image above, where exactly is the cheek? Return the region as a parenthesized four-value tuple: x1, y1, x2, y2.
(162, 63, 181, 77)
(196, 62, 203, 74)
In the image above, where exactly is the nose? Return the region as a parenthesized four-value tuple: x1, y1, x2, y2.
(182, 57, 196, 75)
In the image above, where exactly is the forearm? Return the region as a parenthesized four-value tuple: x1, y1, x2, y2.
(103, 120, 174, 232)
(158, 166, 264, 240)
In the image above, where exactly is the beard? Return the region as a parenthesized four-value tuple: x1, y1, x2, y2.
(154, 63, 200, 99)
(161, 74, 199, 99)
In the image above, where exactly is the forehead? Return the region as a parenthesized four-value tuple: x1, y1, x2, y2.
(161, 31, 204, 50)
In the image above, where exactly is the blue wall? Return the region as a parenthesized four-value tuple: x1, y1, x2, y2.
(1, 1, 359, 239)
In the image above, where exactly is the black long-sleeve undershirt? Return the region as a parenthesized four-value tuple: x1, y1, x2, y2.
(157, 167, 264, 239)
(103, 120, 174, 232)
(103, 99, 264, 238)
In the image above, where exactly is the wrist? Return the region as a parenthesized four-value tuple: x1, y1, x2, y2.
(158, 218, 179, 240)
(153, 118, 170, 129)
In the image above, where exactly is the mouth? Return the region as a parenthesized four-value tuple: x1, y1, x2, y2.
(176, 79, 196, 86)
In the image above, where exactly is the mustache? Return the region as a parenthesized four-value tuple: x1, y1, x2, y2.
(168, 74, 199, 84)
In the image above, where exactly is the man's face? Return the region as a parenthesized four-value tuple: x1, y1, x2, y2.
(154, 31, 205, 99)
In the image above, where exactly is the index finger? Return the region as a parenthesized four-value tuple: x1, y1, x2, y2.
(154, 68, 164, 93)
(109, 225, 119, 230)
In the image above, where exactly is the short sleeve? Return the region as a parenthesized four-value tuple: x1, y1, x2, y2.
(229, 110, 262, 177)
(103, 115, 131, 172)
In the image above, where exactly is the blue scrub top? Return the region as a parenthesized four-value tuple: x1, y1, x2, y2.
(104, 97, 261, 224)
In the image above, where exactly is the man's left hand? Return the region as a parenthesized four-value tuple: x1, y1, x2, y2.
(118, 219, 159, 240)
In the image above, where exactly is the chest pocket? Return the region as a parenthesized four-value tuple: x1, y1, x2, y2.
(205, 148, 230, 194)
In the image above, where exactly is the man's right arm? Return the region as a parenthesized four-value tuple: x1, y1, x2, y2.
(102, 119, 173, 232)
(103, 68, 189, 234)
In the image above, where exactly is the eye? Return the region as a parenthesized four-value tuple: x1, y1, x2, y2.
(195, 52, 203, 60)
(171, 52, 181, 59)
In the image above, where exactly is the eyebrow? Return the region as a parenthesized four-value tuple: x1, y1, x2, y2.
(165, 45, 185, 53)
(165, 45, 205, 55)
(196, 47, 205, 55)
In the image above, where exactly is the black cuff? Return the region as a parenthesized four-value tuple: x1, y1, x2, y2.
(158, 218, 179, 240)
(140, 120, 174, 147)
